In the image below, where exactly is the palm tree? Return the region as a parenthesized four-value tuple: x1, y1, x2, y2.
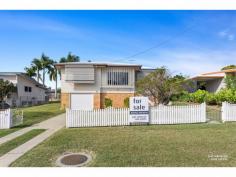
(31, 58, 43, 82)
(48, 61, 58, 99)
(40, 54, 54, 87)
(58, 52, 80, 80)
(24, 66, 37, 78)
(59, 52, 80, 63)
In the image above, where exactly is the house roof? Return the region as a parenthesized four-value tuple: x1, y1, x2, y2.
(190, 69, 236, 81)
(55, 61, 142, 70)
(201, 69, 236, 75)
(0, 72, 47, 90)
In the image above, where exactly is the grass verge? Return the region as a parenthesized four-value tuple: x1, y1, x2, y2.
(0, 102, 64, 138)
(11, 123, 236, 167)
(0, 129, 45, 157)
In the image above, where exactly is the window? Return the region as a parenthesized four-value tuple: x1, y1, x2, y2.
(24, 86, 32, 92)
(107, 71, 129, 86)
(24, 86, 28, 92)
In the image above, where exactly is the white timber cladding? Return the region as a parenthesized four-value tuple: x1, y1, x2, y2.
(65, 64, 95, 83)
(61, 66, 136, 93)
(16, 75, 46, 101)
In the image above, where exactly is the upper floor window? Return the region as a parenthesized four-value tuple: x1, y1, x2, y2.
(24, 86, 32, 92)
(107, 71, 129, 86)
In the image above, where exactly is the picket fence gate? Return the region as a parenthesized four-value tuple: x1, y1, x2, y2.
(66, 103, 206, 128)
(0, 109, 23, 129)
(222, 102, 236, 122)
(0, 109, 12, 129)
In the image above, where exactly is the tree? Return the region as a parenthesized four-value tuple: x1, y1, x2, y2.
(40, 54, 54, 87)
(59, 52, 80, 79)
(59, 52, 80, 63)
(31, 58, 43, 82)
(136, 67, 189, 105)
(225, 75, 236, 90)
(24, 66, 37, 78)
(0, 79, 16, 102)
(221, 65, 236, 70)
(48, 61, 58, 99)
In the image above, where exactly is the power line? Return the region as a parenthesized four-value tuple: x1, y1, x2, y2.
(113, 21, 197, 62)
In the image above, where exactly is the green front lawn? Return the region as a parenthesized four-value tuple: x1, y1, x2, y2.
(0, 102, 64, 138)
(0, 129, 45, 157)
(11, 123, 236, 167)
(19, 102, 64, 127)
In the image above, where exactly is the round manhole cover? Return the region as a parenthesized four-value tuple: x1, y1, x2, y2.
(56, 153, 92, 167)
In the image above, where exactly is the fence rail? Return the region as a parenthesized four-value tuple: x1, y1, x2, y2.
(150, 103, 206, 124)
(66, 103, 206, 128)
(222, 102, 236, 122)
(66, 108, 129, 128)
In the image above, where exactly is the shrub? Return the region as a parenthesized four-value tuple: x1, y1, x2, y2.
(188, 89, 208, 103)
(205, 93, 217, 105)
(124, 97, 130, 108)
(215, 89, 236, 104)
(183, 89, 236, 105)
(104, 98, 112, 108)
(171, 91, 189, 102)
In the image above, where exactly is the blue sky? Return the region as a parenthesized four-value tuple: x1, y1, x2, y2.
(0, 10, 236, 88)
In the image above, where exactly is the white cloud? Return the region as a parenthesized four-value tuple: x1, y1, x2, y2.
(218, 30, 227, 37)
(218, 29, 235, 41)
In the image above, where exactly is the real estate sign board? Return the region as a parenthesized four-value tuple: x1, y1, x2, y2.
(129, 97, 149, 123)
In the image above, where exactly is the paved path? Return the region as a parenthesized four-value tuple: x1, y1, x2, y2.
(0, 127, 34, 146)
(0, 113, 65, 167)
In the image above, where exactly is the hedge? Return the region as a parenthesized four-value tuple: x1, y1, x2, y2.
(172, 89, 236, 105)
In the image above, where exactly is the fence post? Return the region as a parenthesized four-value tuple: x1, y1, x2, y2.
(203, 102, 206, 122)
(66, 109, 69, 128)
(222, 102, 226, 123)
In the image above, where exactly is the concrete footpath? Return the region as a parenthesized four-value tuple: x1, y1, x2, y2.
(0, 113, 65, 167)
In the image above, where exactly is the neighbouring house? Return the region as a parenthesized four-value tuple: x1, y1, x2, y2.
(0, 72, 48, 107)
(191, 69, 236, 93)
(55, 62, 155, 110)
(46, 88, 61, 101)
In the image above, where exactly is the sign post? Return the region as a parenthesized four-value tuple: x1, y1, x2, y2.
(129, 97, 149, 124)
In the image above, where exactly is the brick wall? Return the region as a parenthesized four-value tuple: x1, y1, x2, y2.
(101, 93, 134, 108)
(94, 93, 101, 109)
(61, 93, 70, 109)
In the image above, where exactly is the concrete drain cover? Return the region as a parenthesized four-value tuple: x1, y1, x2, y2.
(56, 153, 92, 167)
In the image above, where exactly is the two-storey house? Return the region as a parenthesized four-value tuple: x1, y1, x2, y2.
(56, 62, 154, 110)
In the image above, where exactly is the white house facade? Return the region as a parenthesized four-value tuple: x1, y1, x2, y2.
(0, 72, 48, 107)
(56, 62, 154, 110)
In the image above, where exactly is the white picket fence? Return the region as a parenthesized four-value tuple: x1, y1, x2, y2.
(222, 102, 236, 122)
(150, 103, 206, 124)
(0, 109, 12, 129)
(0, 109, 24, 129)
(66, 108, 130, 128)
(66, 103, 206, 128)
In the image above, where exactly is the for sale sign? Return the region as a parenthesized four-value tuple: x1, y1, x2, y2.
(129, 97, 149, 123)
